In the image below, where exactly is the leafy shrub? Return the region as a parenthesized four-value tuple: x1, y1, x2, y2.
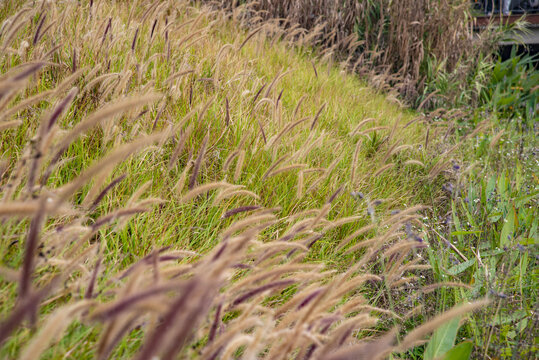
(481, 50, 539, 127)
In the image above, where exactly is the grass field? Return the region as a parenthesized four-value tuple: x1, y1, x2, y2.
(1, 0, 535, 359)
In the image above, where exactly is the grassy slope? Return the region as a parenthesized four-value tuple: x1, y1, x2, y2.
(0, 1, 445, 358)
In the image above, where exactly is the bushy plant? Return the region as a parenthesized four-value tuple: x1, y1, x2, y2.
(481, 50, 539, 127)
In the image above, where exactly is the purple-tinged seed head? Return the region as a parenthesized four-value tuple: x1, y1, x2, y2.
(297, 288, 323, 310)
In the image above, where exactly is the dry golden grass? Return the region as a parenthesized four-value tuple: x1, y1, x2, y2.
(0, 0, 488, 358)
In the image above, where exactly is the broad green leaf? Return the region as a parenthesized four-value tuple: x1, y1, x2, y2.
(424, 316, 461, 360)
(515, 163, 522, 190)
(480, 178, 487, 207)
(478, 242, 492, 250)
(486, 176, 496, 197)
(443, 341, 473, 360)
(459, 197, 477, 228)
(481, 248, 504, 257)
(446, 259, 475, 276)
(450, 230, 482, 236)
(487, 211, 502, 223)
(497, 173, 509, 203)
(485, 176, 497, 211)
(520, 252, 528, 289)
(530, 220, 538, 242)
(498, 95, 516, 106)
(491, 310, 527, 326)
(500, 208, 515, 247)
(515, 189, 539, 207)
(519, 238, 537, 246)
(451, 202, 463, 244)
(516, 318, 528, 333)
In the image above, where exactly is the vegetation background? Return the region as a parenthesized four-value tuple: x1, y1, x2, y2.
(0, 0, 536, 359)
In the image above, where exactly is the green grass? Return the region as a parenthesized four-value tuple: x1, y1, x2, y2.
(0, 1, 437, 358)
(1, 0, 536, 359)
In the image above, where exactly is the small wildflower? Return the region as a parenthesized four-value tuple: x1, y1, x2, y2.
(350, 191, 364, 199)
(442, 183, 454, 194)
(489, 289, 508, 299)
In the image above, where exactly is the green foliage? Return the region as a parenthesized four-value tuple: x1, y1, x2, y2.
(420, 51, 493, 110)
(465, 172, 534, 353)
(482, 50, 539, 127)
(429, 167, 537, 357)
(424, 49, 537, 356)
(443, 341, 473, 360)
(424, 316, 461, 360)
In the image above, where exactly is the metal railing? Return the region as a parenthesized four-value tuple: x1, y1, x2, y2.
(473, 0, 539, 14)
